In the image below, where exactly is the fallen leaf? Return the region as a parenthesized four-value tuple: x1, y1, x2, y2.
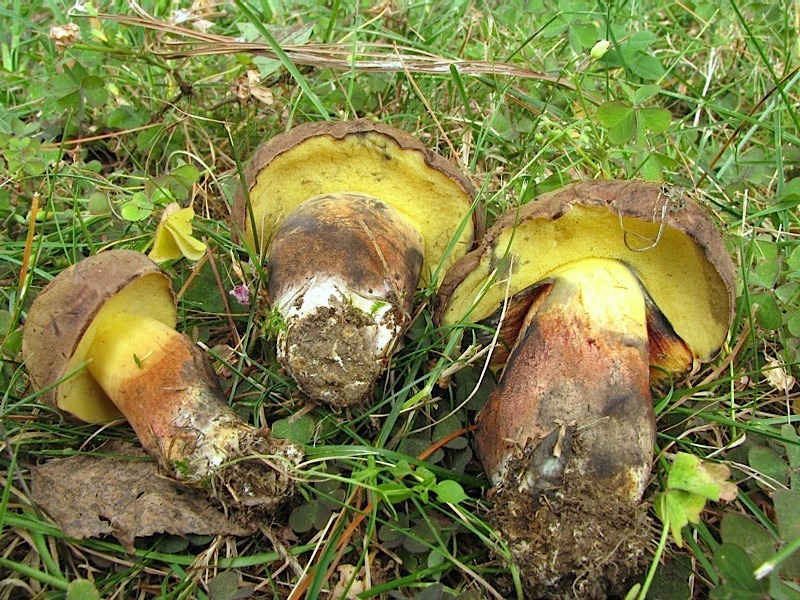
(330, 564, 367, 600)
(29, 440, 252, 552)
(49, 23, 82, 52)
(764, 358, 795, 393)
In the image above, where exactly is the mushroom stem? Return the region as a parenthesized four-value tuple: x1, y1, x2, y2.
(87, 311, 301, 512)
(267, 192, 424, 407)
(234, 121, 482, 408)
(475, 258, 655, 597)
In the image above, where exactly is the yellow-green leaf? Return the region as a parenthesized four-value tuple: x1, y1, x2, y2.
(654, 489, 707, 548)
(667, 452, 738, 502)
(149, 203, 207, 263)
(596, 101, 636, 145)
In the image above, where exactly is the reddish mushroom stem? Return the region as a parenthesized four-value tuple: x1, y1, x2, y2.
(267, 192, 424, 407)
(87, 312, 301, 511)
(475, 259, 655, 597)
(22, 250, 302, 516)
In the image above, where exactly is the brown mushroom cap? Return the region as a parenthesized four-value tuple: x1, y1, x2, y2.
(231, 120, 483, 285)
(22, 250, 177, 423)
(437, 180, 736, 365)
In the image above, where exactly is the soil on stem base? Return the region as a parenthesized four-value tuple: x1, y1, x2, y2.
(490, 438, 652, 599)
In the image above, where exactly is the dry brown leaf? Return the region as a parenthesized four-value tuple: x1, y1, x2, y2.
(29, 440, 253, 552)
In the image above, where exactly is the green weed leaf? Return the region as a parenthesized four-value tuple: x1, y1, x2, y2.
(786, 246, 800, 275)
(632, 84, 662, 105)
(271, 413, 316, 444)
(81, 75, 107, 107)
(616, 31, 665, 80)
(289, 501, 332, 532)
(207, 571, 241, 600)
(434, 480, 468, 505)
(751, 293, 782, 330)
(748, 446, 789, 486)
(775, 488, 800, 542)
(120, 192, 152, 221)
(779, 178, 800, 202)
(168, 164, 200, 195)
(774, 489, 800, 578)
(596, 101, 637, 144)
(656, 453, 738, 547)
(668, 453, 738, 502)
(779, 425, 800, 475)
(655, 489, 706, 547)
(393, 460, 414, 478)
(414, 466, 436, 488)
(66, 580, 100, 600)
(712, 543, 768, 596)
(639, 107, 672, 133)
(379, 481, 415, 504)
(639, 153, 663, 181)
(720, 513, 777, 566)
(749, 240, 780, 288)
(107, 105, 149, 130)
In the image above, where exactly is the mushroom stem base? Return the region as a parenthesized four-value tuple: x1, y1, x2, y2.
(87, 312, 302, 513)
(276, 278, 405, 408)
(489, 457, 652, 599)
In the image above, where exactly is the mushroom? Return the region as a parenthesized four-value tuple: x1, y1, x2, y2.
(232, 120, 483, 408)
(22, 250, 302, 514)
(436, 180, 736, 596)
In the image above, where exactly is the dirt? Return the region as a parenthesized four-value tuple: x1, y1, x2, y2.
(211, 426, 304, 521)
(490, 447, 652, 599)
(281, 298, 394, 408)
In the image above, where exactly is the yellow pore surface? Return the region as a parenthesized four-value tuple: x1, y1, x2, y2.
(246, 133, 475, 285)
(442, 204, 731, 362)
(60, 274, 176, 423)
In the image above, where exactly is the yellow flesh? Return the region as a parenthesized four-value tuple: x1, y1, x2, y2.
(542, 258, 647, 338)
(59, 274, 176, 423)
(442, 204, 730, 361)
(86, 312, 179, 404)
(246, 133, 474, 284)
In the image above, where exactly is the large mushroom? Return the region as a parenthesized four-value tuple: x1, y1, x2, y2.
(437, 180, 736, 597)
(22, 250, 302, 514)
(232, 120, 483, 408)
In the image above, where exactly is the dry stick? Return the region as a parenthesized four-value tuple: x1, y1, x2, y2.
(40, 123, 161, 148)
(287, 425, 478, 599)
(96, 12, 577, 89)
(16, 193, 39, 311)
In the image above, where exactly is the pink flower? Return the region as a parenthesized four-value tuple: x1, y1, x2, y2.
(229, 284, 250, 306)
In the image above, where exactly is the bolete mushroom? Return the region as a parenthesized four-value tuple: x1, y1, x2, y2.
(436, 180, 736, 597)
(232, 120, 483, 408)
(22, 250, 302, 514)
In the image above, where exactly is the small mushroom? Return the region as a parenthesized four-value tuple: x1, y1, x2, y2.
(22, 250, 302, 514)
(437, 180, 736, 597)
(233, 120, 483, 407)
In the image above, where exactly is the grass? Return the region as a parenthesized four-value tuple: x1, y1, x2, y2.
(1, 0, 799, 598)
